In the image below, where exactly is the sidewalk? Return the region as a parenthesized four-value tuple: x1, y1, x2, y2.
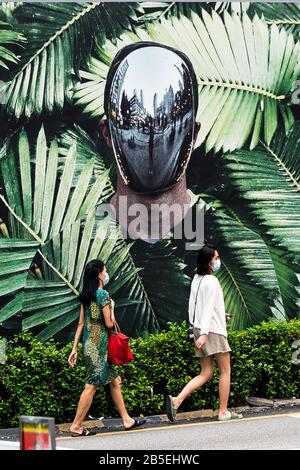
(1, 398, 299, 441)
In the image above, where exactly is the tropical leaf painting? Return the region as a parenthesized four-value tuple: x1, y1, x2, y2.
(2, 2, 142, 118)
(74, 9, 300, 152)
(0, 2, 299, 342)
(0, 9, 25, 71)
(248, 2, 300, 38)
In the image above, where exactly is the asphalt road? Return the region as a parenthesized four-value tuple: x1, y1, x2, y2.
(1, 412, 299, 451)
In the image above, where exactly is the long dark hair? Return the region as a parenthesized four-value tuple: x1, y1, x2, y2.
(196, 243, 217, 275)
(79, 259, 105, 306)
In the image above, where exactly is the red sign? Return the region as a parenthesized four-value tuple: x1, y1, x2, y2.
(20, 416, 56, 450)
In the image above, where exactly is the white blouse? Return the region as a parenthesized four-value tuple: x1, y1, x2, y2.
(188, 274, 228, 337)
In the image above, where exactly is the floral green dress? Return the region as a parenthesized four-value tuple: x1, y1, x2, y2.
(82, 289, 119, 385)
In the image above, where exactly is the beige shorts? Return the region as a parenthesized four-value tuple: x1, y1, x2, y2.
(193, 328, 231, 358)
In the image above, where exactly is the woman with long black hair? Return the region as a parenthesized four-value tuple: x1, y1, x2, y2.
(68, 259, 145, 436)
(166, 244, 243, 422)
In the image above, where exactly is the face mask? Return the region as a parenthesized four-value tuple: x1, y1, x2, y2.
(211, 259, 221, 272)
(103, 272, 110, 286)
(105, 42, 198, 195)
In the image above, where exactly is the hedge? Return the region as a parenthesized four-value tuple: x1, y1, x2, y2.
(0, 319, 299, 428)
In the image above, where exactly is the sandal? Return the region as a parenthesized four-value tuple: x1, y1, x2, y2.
(124, 418, 146, 431)
(70, 428, 97, 437)
(166, 395, 177, 422)
(218, 411, 243, 421)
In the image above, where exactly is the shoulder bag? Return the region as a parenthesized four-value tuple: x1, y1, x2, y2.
(186, 275, 205, 343)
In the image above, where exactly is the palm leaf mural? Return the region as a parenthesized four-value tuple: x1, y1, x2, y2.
(57, 125, 192, 337)
(0, 3, 22, 21)
(0, 123, 111, 334)
(2, 2, 142, 118)
(214, 2, 250, 15)
(0, 124, 191, 340)
(57, 124, 115, 204)
(218, 123, 300, 317)
(74, 9, 300, 152)
(248, 2, 300, 38)
(194, 197, 286, 329)
(221, 125, 300, 262)
(140, 1, 249, 21)
(21, 212, 155, 342)
(0, 2, 299, 344)
(129, 238, 191, 328)
(267, 246, 300, 319)
(0, 125, 111, 241)
(0, 184, 161, 342)
(0, 15, 25, 70)
(0, 235, 39, 334)
(184, 124, 300, 322)
(138, 1, 209, 22)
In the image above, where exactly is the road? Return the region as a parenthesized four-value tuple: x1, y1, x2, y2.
(2, 412, 298, 451)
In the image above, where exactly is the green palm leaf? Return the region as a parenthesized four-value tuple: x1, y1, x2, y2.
(138, 2, 209, 22)
(197, 198, 286, 329)
(130, 238, 191, 329)
(58, 127, 176, 337)
(0, 17, 25, 70)
(0, 3, 22, 21)
(214, 2, 250, 15)
(223, 126, 300, 260)
(267, 245, 300, 319)
(57, 124, 115, 204)
(74, 10, 300, 152)
(0, 235, 39, 334)
(140, 2, 250, 21)
(105, 238, 160, 336)
(0, 124, 112, 336)
(0, 124, 163, 340)
(220, 123, 300, 316)
(3, 2, 141, 118)
(21, 212, 160, 341)
(248, 2, 300, 38)
(0, 125, 110, 241)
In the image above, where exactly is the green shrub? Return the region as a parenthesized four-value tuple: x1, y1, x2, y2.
(0, 320, 299, 427)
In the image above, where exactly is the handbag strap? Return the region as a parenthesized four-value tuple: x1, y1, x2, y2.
(191, 275, 205, 326)
(111, 320, 121, 334)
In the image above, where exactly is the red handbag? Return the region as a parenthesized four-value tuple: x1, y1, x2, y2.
(108, 321, 134, 365)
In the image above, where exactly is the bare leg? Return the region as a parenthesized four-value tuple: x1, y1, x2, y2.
(109, 376, 134, 429)
(215, 352, 231, 418)
(70, 384, 97, 433)
(172, 356, 215, 409)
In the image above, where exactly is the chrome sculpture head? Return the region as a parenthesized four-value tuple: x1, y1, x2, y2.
(104, 42, 199, 194)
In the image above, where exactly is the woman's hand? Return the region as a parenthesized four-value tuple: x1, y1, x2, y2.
(68, 349, 78, 367)
(195, 334, 208, 350)
(110, 298, 115, 309)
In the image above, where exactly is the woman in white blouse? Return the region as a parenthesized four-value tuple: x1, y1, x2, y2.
(166, 243, 243, 422)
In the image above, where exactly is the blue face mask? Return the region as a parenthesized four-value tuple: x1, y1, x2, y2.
(103, 272, 110, 286)
(211, 259, 221, 272)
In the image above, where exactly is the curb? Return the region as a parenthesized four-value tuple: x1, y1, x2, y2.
(1, 399, 299, 439)
(56, 398, 300, 433)
(56, 409, 215, 433)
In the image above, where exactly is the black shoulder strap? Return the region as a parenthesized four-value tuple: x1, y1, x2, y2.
(192, 275, 205, 326)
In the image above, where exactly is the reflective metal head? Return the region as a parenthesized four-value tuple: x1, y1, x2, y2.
(104, 42, 198, 194)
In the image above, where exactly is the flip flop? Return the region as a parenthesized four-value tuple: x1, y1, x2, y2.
(218, 411, 243, 421)
(70, 428, 97, 437)
(124, 418, 146, 431)
(166, 395, 177, 422)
